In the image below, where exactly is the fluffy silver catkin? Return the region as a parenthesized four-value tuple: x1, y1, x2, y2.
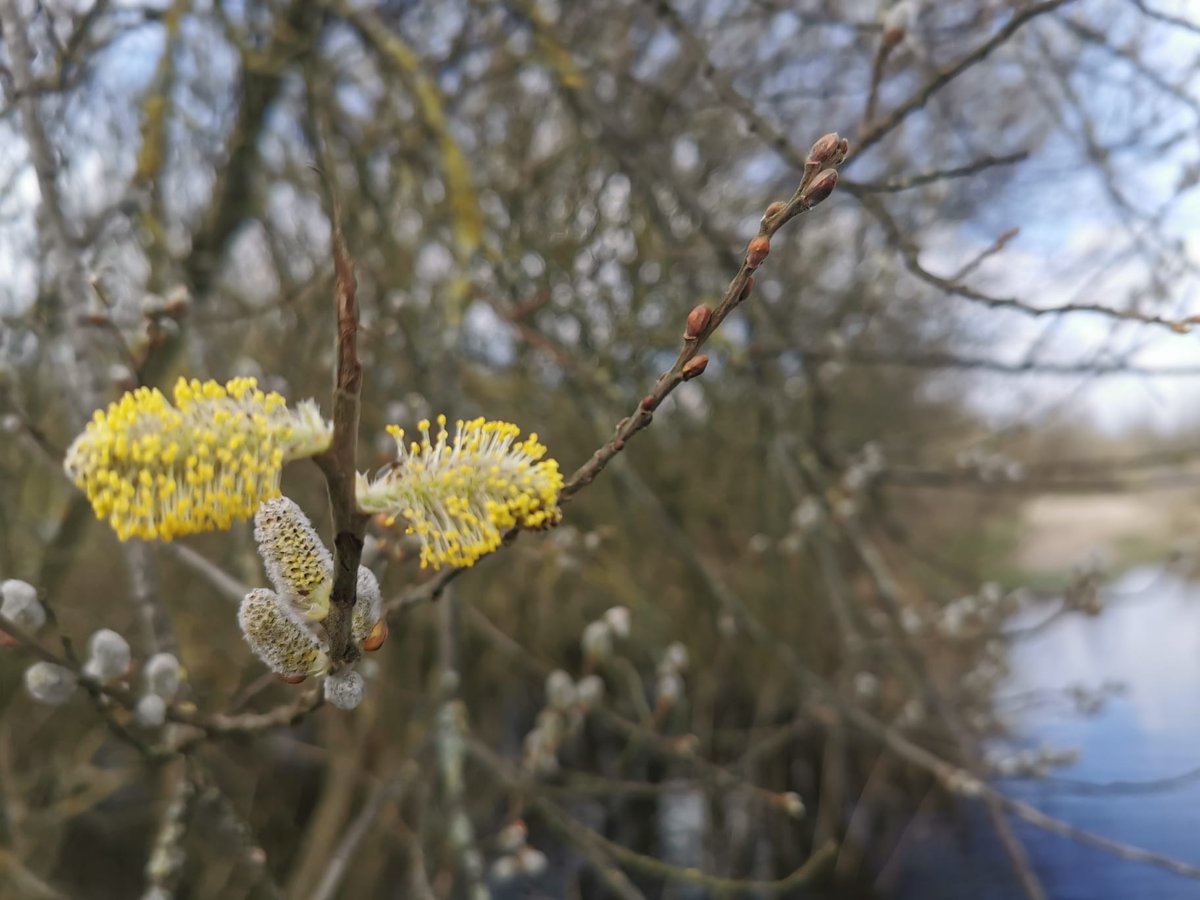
(25, 662, 78, 705)
(351, 565, 382, 644)
(143, 652, 183, 700)
(324, 670, 365, 710)
(83, 628, 131, 681)
(1, 579, 46, 632)
(135, 694, 167, 727)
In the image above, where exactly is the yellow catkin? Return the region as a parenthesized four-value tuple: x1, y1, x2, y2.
(253, 497, 334, 621)
(252, 497, 383, 637)
(63, 377, 331, 541)
(356, 415, 563, 570)
(237, 588, 330, 677)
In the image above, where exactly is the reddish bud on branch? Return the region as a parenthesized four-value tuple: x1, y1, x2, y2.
(640, 394, 658, 411)
(682, 355, 709, 380)
(802, 169, 839, 208)
(807, 132, 843, 167)
(278, 673, 307, 684)
(363, 617, 388, 652)
(746, 236, 771, 268)
(762, 201, 786, 223)
(685, 304, 712, 338)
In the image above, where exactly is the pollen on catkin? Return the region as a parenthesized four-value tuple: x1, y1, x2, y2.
(254, 497, 334, 621)
(237, 588, 330, 678)
(63, 377, 332, 541)
(356, 415, 563, 570)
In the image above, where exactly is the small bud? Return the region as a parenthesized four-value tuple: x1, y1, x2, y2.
(882, 26, 905, 48)
(664, 641, 690, 672)
(279, 674, 308, 684)
(545, 669, 577, 711)
(162, 290, 190, 317)
(763, 200, 787, 222)
(324, 670, 366, 710)
(83, 628, 131, 682)
(682, 355, 708, 380)
(656, 671, 684, 706)
(780, 791, 806, 818)
(362, 617, 389, 652)
(640, 395, 657, 412)
(746, 236, 770, 268)
(807, 132, 842, 167)
(516, 846, 548, 877)
(490, 855, 520, 882)
(802, 169, 839, 208)
(576, 674, 605, 710)
(739, 277, 755, 301)
(581, 620, 613, 662)
(497, 820, 528, 853)
(1, 579, 45, 633)
(135, 693, 167, 728)
(108, 364, 135, 389)
(603, 606, 631, 639)
(25, 662, 78, 705)
(685, 304, 712, 338)
(143, 652, 183, 700)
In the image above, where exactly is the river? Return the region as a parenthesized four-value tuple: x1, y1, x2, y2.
(898, 567, 1200, 899)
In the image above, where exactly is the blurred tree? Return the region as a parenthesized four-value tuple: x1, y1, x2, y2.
(2, 1, 1200, 898)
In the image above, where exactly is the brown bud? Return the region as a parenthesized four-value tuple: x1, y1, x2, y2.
(802, 169, 839, 208)
(640, 394, 657, 411)
(362, 617, 389, 652)
(746, 236, 771, 268)
(1171, 321, 1192, 334)
(162, 296, 189, 317)
(807, 133, 842, 167)
(685, 304, 712, 338)
(682, 355, 709, 380)
(80, 312, 110, 327)
(612, 438, 625, 451)
(0, 630, 20, 649)
(762, 201, 786, 223)
(882, 26, 905, 48)
(278, 673, 307, 684)
(739, 276, 755, 302)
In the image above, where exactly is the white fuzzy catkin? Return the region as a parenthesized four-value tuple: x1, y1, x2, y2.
(25, 662, 78, 705)
(351, 565, 383, 644)
(135, 694, 167, 728)
(143, 652, 183, 700)
(576, 674, 605, 709)
(83, 628, 131, 681)
(545, 670, 576, 711)
(1, 579, 46, 633)
(324, 670, 365, 710)
(581, 620, 612, 662)
(602, 605, 630, 639)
